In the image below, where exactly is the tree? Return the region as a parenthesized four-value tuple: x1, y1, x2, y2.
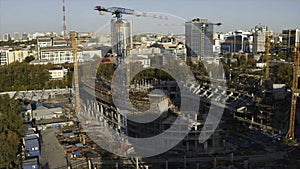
(23, 56, 35, 63)
(0, 94, 25, 168)
(273, 64, 293, 87)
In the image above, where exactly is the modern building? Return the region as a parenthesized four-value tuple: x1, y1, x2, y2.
(111, 18, 132, 59)
(40, 47, 74, 64)
(282, 29, 300, 53)
(37, 36, 85, 64)
(22, 33, 30, 41)
(221, 30, 251, 53)
(14, 32, 20, 42)
(253, 25, 268, 54)
(185, 18, 214, 61)
(2, 34, 11, 41)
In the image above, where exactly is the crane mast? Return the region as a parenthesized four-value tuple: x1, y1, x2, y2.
(70, 31, 81, 114)
(287, 47, 299, 140)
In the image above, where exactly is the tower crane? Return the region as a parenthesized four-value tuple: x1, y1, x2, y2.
(287, 46, 299, 140)
(94, 6, 168, 20)
(264, 34, 299, 140)
(95, 6, 168, 62)
(189, 18, 221, 60)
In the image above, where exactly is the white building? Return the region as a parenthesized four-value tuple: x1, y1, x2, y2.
(0, 49, 9, 65)
(2, 34, 11, 41)
(48, 66, 68, 80)
(253, 25, 268, 54)
(8, 50, 29, 64)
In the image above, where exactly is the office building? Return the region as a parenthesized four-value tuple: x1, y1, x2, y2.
(2, 34, 11, 42)
(282, 29, 300, 53)
(253, 25, 268, 54)
(221, 30, 251, 53)
(14, 32, 20, 41)
(185, 18, 214, 61)
(111, 18, 132, 59)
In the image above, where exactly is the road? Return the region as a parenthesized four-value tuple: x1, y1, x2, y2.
(40, 129, 67, 169)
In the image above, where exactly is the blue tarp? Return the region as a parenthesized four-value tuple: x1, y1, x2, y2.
(73, 150, 81, 157)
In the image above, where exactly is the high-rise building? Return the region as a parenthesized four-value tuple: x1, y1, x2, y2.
(111, 18, 132, 60)
(282, 29, 300, 53)
(14, 32, 20, 41)
(22, 33, 29, 41)
(2, 34, 11, 42)
(253, 25, 268, 54)
(185, 18, 214, 61)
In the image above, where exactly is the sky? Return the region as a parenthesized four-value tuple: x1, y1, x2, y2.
(0, 0, 299, 36)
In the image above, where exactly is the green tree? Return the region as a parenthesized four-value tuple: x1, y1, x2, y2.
(273, 64, 293, 86)
(0, 94, 25, 168)
(23, 56, 35, 63)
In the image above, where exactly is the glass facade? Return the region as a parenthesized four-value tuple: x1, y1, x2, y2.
(185, 20, 214, 61)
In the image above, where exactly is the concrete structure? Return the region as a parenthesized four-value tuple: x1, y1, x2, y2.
(0, 49, 29, 65)
(40, 47, 74, 64)
(253, 25, 268, 54)
(8, 50, 29, 64)
(2, 33, 11, 41)
(0, 49, 9, 65)
(282, 29, 300, 53)
(22, 33, 30, 41)
(37, 36, 81, 64)
(111, 18, 132, 59)
(48, 66, 68, 80)
(185, 18, 214, 61)
(29, 59, 52, 65)
(14, 32, 20, 42)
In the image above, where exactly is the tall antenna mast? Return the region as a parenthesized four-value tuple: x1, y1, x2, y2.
(62, 0, 67, 37)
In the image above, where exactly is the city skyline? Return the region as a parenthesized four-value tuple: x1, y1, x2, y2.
(0, 0, 299, 36)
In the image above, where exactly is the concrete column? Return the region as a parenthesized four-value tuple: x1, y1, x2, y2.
(213, 157, 217, 168)
(184, 155, 187, 169)
(204, 141, 208, 150)
(230, 153, 233, 164)
(165, 160, 168, 169)
(136, 157, 139, 169)
(187, 141, 189, 152)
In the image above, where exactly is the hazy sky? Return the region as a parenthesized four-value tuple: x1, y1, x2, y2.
(0, 0, 299, 36)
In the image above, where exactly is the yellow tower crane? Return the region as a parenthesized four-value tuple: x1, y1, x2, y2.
(287, 47, 299, 140)
(70, 31, 81, 114)
(264, 34, 271, 80)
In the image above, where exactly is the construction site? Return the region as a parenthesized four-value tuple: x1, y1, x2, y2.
(16, 2, 300, 169)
